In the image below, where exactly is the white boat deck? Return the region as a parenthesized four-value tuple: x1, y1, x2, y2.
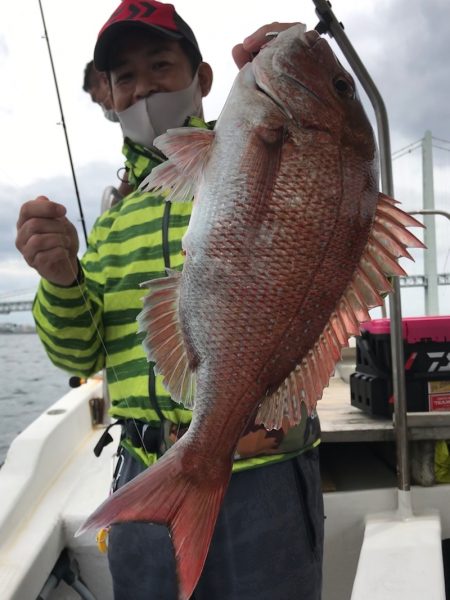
(0, 379, 116, 600)
(0, 373, 449, 599)
(319, 373, 450, 600)
(320, 375, 450, 443)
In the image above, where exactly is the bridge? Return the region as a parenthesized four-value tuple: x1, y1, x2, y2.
(0, 273, 449, 315)
(0, 300, 33, 315)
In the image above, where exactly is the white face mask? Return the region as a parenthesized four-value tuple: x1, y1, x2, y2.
(101, 104, 120, 123)
(117, 72, 203, 147)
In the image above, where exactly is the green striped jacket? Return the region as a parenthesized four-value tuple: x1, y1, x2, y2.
(33, 128, 320, 469)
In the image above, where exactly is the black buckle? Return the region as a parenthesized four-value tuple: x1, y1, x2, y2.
(124, 420, 162, 455)
(93, 420, 123, 457)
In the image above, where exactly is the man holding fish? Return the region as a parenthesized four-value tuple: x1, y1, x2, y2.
(16, 2, 324, 597)
(17, 0, 422, 598)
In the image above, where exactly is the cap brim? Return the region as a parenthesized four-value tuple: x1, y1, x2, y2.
(94, 21, 182, 71)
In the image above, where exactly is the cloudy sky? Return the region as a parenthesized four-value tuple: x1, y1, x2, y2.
(1, 0, 449, 325)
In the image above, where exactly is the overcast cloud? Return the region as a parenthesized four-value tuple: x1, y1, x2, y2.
(339, 0, 450, 143)
(0, 36, 7, 58)
(0, 161, 118, 259)
(0, 0, 449, 323)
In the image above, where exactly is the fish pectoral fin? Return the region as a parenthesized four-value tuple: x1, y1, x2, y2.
(139, 127, 216, 203)
(137, 271, 196, 408)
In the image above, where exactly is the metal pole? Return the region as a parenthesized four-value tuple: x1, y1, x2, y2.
(37, 0, 88, 246)
(422, 131, 439, 315)
(313, 0, 410, 491)
(410, 210, 450, 220)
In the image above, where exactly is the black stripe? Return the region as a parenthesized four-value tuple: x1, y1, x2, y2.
(144, 201, 173, 451)
(162, 201, 172, 269)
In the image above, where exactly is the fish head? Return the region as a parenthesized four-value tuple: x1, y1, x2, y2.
(252, 24, 376, 160)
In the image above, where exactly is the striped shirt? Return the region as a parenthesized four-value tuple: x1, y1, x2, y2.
(33, 127, 320, 469)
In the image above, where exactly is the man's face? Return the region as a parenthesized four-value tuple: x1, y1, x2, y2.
(109, 30, 195, 113)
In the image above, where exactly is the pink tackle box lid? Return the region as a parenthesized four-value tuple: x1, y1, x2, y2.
(360, 316, 450, 343)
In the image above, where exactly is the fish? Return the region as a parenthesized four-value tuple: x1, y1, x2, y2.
(78, 24, 424, 599)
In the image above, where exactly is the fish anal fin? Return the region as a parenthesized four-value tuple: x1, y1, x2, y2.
(139, 127, 215, 203)
(137, 271, 196, 408)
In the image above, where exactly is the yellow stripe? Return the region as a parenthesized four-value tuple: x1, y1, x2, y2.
(232, 439, 321, 473)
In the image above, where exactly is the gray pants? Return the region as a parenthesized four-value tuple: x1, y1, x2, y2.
(108, 449, 324, 600)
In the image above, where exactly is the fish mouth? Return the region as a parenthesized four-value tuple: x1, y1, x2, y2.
(254, 67, 326, 122)
(282, 73, 326, 106)
(255, 80, 293, 120)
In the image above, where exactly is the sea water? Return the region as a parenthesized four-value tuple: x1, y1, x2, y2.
(0, 333, 70, 463)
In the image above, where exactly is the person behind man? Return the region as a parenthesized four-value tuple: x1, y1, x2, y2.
(15, 2, 324, 598)
(83, 59, 133, 200)
(83, 59, 118, 122)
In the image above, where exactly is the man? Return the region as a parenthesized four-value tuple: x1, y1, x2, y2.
(15, 2, 324, 599)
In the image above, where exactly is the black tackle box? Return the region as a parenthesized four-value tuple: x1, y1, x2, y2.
(350, 316, 450, 417)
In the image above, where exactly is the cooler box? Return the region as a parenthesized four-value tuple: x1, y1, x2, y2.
(350, 316, 450, 417)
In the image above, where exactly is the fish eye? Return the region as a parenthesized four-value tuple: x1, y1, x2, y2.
(333, 76, 355, 98)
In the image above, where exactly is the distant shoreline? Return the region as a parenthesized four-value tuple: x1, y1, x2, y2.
(0, 325, 36, 334)
(0, 331, 36, 334)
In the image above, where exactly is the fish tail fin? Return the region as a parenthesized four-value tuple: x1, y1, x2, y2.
(76, 445, 231, 600)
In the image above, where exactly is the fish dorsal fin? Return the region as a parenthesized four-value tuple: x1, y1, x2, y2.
(137, 270, 196, 408)
(139, 127, 216, 203)
(256, 192, 424, 430)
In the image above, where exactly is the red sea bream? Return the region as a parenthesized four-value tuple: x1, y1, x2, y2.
(80, 24, 424, 599)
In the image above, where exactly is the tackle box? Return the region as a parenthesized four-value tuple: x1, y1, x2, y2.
(350, 316, 450, 417)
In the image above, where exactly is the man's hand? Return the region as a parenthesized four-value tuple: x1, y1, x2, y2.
(16, 196, 80, 286)
(232, 22, 302, 68)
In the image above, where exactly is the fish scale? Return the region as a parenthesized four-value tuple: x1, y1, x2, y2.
(79, 24, 425, 600)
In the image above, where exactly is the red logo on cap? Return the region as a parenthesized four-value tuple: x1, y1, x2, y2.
(100, 1, 178, 37)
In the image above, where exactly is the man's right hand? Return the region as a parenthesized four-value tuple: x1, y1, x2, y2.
(16, 196, 80, 286)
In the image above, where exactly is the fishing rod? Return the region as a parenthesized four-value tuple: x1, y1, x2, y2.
(37, 0, 88, 246)
(36, 2, 150, 455)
